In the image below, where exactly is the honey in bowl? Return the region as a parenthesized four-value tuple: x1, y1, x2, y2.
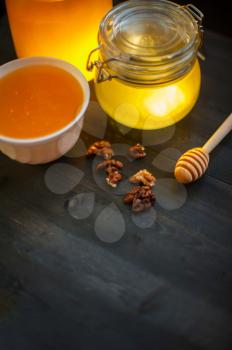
(0, 65, 84, 139)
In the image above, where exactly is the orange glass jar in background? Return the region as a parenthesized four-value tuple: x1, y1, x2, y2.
(6, 0, 112, 81)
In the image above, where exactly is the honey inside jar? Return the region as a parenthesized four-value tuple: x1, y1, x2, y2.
(89, 0, 204, 130)
(0, 65, 84, 139)
(95, 61, 201, 129)
(6, 0, 112, 81)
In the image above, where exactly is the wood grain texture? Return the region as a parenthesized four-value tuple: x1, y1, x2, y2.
(0, 15, 232, 350)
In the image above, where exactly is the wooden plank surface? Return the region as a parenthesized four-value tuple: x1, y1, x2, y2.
(0, 14, 232, 350)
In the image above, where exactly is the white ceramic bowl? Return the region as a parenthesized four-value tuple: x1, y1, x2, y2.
(0, 57, 90, 164)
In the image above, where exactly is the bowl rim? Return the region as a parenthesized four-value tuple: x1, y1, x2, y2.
(0, 56, 90, 145)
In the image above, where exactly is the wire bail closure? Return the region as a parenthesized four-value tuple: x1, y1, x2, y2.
(87, 45, 119, 83)
(87, 3, 205, 83)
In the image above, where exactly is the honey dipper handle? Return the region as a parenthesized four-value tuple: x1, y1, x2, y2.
(202, 113, 232, 154)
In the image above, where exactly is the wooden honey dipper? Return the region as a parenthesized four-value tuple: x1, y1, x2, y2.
(175, 113, 232, 184)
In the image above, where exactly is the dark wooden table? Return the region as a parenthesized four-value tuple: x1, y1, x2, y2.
(0, 15, 232, 350)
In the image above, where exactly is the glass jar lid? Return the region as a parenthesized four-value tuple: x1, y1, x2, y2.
(87, 0, 204, 84)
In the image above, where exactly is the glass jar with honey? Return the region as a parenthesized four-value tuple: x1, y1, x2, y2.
(6, 0, 112, 81)
(87, 0, 204, 129)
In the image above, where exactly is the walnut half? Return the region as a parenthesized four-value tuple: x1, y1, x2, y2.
(129, 143, 146, 159)
(130, 169, 156, 187)
(124, 186, 156, 213)
(96, 159, 123, 188)
(87, 140, 114, 160)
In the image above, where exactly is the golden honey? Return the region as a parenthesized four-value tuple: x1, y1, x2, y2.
(0, 64, 84, 139)
(6, 0, 112, 81)
(95, 61, 201, 130)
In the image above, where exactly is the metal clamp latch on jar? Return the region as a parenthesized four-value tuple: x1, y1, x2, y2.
(87, 46, 119, 83)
